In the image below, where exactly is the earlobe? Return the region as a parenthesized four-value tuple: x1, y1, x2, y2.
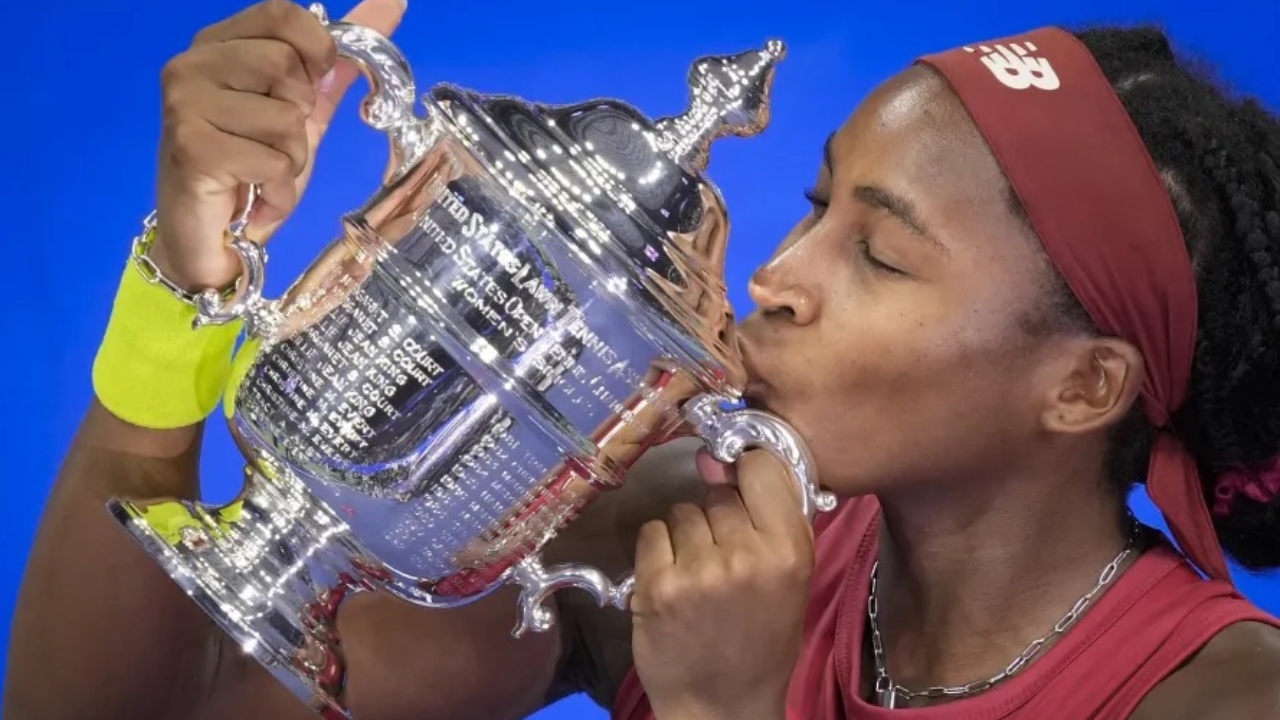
(1041, 341, 1145, 434)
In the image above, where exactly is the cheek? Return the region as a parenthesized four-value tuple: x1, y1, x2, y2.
(786, 277, 1038, 486)
(829, 277, 1022, 389)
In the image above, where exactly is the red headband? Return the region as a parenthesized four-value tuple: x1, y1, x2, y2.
(918, 28, 1231, 581)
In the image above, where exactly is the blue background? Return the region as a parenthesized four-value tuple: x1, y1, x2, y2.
(4, 0, 1278, 717)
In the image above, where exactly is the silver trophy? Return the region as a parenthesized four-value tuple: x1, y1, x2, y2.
(109, 4, 836, 717)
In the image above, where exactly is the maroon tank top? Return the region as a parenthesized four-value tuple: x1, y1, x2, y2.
(612, 496, 1279, 720)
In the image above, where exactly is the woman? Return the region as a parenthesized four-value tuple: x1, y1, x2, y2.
(5, 1, 1279, 719)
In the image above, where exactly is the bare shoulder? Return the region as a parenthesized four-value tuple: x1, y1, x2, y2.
(1132, 621, 1280, 720)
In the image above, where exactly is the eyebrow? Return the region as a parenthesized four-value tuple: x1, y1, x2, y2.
(822, 131, 945, 251)
(853, 185, 934, 239)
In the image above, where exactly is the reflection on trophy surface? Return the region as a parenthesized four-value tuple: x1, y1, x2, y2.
(107, 3, 835, 716)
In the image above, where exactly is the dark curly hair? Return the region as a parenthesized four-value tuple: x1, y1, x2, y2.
(1021, 27, 1280, 572)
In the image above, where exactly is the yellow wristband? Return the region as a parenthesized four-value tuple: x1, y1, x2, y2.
(92, 261, 244, 429)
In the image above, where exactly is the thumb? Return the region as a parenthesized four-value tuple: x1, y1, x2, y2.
(262, 0, 407, 228)
(310, 0, 409, 132)
(248, 0, 408, 233)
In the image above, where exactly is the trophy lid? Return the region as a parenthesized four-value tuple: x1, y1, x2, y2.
(424, 42, 785, 389)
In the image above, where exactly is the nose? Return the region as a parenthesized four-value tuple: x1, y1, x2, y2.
(747, 243, 820, 326)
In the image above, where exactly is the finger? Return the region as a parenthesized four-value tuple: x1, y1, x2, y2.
(736, 450, 811, 539)
(307, 0, 408, 132)
(667, 502, 715, 565)
(167, 118, 300, 188)
(634, 519, 675, 582)
(213, 39, 319, 113)
(703, 484, 755, 547)
(194, 0, 337, 82)
(253, 177, 301, 227)
(202, 91, 310, 178)
(162, 42, 316, 118)
(213, 179, 300, 232)
(167, 120, 300, 221)
(695, 446, 737, 487)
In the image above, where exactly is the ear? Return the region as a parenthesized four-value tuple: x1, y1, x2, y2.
(1039, 338, 1146, 435)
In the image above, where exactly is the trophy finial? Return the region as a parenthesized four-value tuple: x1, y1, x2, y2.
(655, 40, 787, 173)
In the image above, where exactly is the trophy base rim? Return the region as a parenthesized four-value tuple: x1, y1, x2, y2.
(108, 496, 354, 719)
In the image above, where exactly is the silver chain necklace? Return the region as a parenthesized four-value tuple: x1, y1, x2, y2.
(867, 523, 1140, 709)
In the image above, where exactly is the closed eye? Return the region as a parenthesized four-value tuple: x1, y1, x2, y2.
(857, 239, 906, 276)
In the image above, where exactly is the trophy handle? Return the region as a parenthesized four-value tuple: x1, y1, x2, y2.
(193, 2, 428, 332)
(680, 393, 838, 520)
(507, 393, 837, 636)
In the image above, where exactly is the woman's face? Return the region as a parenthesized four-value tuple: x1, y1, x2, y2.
(737, 66, 1081, 496)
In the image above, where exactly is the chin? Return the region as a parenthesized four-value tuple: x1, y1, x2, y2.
(739, 386, 792, 423)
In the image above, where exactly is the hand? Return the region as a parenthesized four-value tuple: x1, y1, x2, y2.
(630, 449, 814, 720)
(151, 0, 407, 291)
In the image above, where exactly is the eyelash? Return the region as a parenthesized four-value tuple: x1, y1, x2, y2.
(803, 187, 828, 213)
(804, 188, 904, 276)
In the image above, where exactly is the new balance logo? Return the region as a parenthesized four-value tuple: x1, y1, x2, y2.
(963, 41, 1060, 90)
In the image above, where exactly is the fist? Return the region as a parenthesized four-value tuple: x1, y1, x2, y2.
(151, 0, 406, 291)
(630, 449, 814, 720)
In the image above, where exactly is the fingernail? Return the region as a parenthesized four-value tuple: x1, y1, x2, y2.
(318, 68, 336, 94)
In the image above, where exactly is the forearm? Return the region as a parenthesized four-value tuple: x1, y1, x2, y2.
(3, 403, 218, 720)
